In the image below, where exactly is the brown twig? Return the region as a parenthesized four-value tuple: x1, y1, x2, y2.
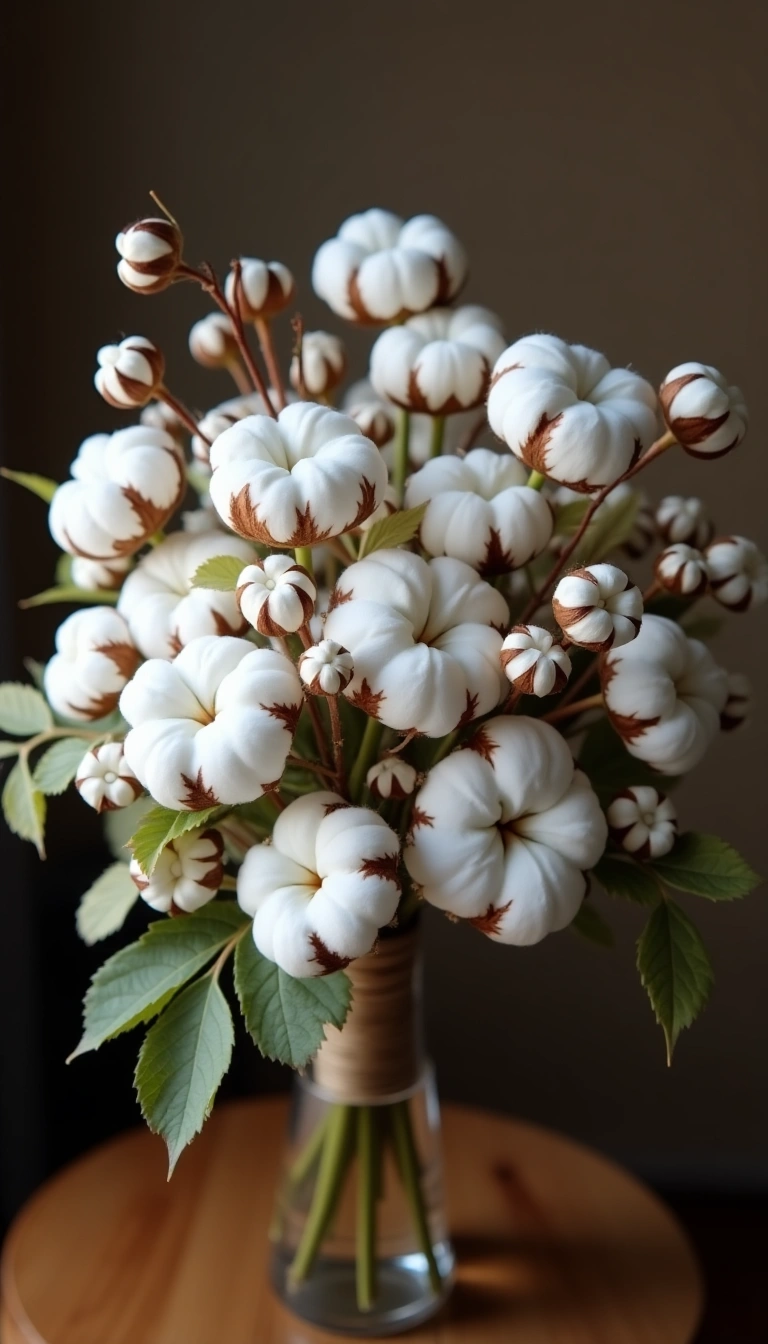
(541, 692, 603, 725)
(177, 260, 277, 416)
(327, 696, 346, 794)
(303, 695, 333, 768)
(556, 652, 603, 709)
(288, 754, 338, 781)
(226, 359, 252, 396)
(157, 386, 210, 443)
(255, 316, 287, 409)
(291, 314, 307, 399)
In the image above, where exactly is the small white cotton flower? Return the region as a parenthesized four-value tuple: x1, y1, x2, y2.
(553, 564, 643, 651)
(290, 331, 346, 397)
(188, 313, 239, 369)
(607, 786, 677, 860)
(655, 496, 713, 549)
(71, 554, 133, 593)
(44, 607, 140, 722)
(190, 392, 276, 468)
(370, 306, 505, 415)
(366, 757, 418, 800)
(500, 625, 572, 697)
(720, 672, 753, 731)
(94, 336, 165, 409)
(130, 828, 225, 913)
(75, 742, 142, 813)
(237, 556, 316, 637)
(344, 396, 395, 448)
(655, 543, 709, 597)
(238, 792, 401, 977)
(225, 258, 295, 320)
(660, 362, 748, 457)
(299, 639, 354, 696)
(705, 536, 768, 611)
(115, 217, 182, 294)
(487, 334, 658, 493)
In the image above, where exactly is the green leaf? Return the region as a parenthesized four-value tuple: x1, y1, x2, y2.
(129, 804, 226, 877)
(190, 554, 249, 591)
(32, 737, 88, 795)
(0, 467, 58, 503)
(571, 901, 615, 947)
(577, 491, 639, 564)
(592, 855, 661, 906)
(637, 899, 714, 1064)
(70, 901, 248, 1057)
(358, 503, 428, 559)
(0, 683, 53, 736)
(680, 614, 724, 641)
(23, 658, 46, 691)
(650, 833, 761, 901)
(552, 498, 590, 536)
(19, 585, 118, 609)
(2, 759, 46, 856)
(0, 741, 20, 760)
(76, 862, 140, 945)
(135, 975, 234, 1175)
(234, 934, 351, 1068)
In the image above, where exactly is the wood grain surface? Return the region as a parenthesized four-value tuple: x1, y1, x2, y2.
(0, 1098, 703, 1343)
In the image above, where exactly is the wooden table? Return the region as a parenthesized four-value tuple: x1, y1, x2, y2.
(1, 1098, 703, 1343)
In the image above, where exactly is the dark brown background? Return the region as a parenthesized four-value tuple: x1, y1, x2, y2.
(1, 0, 766, 1219)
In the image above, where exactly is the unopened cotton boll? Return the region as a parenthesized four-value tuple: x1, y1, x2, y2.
(367, 757, 417, 800)
(655, 543, 709, 597)
(405, 716, 607, 945)
(236, 555, 316, 637)
(500, 625, 572, 697)
(660, 363, 748, 458)
(188, 313, 240, 369)
(370, 307, 505, 416)
(94, 336, 165, 409)
(488, 334, 659, 493)
(705, 536, 768, 611)
(75, 742, 142, 812)
(71, 554, 133, 592)
(191, 393, 272, 468)
(720, 672, 753, 731)
(237, 792, 401, 977)
(655, 495, 713, 549)
(225, 258, 295, 320)
(344, 396, 395, 448)
(553, 564, 643, 651)
(115, 218, 182, 294)
(44, 607, 140, 722)
(290, 331, 347, 397)
(299, 639, 354, 696)
(130, 829, 225, 913)
(607, 786, 677, 860)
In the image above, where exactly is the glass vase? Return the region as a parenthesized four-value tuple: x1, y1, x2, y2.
(269, 924, 455, 1336)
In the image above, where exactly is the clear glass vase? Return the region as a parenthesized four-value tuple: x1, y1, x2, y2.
(269, 925, 455, 1336)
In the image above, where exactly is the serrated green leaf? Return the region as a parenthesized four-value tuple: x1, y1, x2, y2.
(19, 585, 118, 609)
(70, 901, 248, 1057)
(578, 717, 679, 805)
(571, 901, 614, 947)
(680, 614, 724, 641)
(23, 658, 46, 691)
(2, 758, 46, 856)
(0, 683, 53, 736)
(358, 503, 428, 559)
(592, 855, 661, 906)
(76, 862, 140, 946)
(135, 975, 234, 1175)
(650, 833, 760, 901)
(552, 498, 591, 536)
(129, 804, 227, 877)
(577, 491, 639, 564)
(190, 554, 248, 591)
(234, 934, 351, 1068)
(32, 737, 88, 795)
(637, 899, 713, 1064)
(0, 741, 20, 760)
(0, 467, 58, 503)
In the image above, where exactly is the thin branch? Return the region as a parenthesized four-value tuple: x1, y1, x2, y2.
(157, 386, 210, 443)
(255, 316, 287, 409)
(541, 692, 603, 725)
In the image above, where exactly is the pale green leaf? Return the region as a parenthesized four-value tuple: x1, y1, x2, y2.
(23, 658, 45, 690)
(2, 759, 46, 856)
(571, 901, 614, 947)
(129, 804, 227, 877)
(637, 899, 713, 1063)
(576, 491, 639, 564)
(358, 503, 427, 559)
(190, 554, 248, 591)
(19, 585, 118, 609)
(32, 737, 88, 795)
(135, 975, 234, 1175)
(104, 795, 155, 860)
(76, 862, 140, 945)
(592, 855, 661, 906)
(650, 833, 760, 901)
(0, 683, 53, 736)
(552, 498, 590, 537)
(0, 741, 20, 760)
(70, 901, 248, 1057)
(0, 467, 58, 503)
(234, 935, 351, 1068)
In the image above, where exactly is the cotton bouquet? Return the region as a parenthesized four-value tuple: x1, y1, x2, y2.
(1, 200, 763, 1322)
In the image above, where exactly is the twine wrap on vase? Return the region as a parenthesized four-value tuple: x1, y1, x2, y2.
(313, 926, 423, 1104)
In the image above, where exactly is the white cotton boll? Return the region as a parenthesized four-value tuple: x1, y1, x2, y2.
(366, 757, 418, 800)
(130, 829, 225, 913)
(290, 331, 347, 397)
(237, 792, 401, 977)
(299, 639, 354, 696)
(117, 531, 255, 659)
(405, 716, 607, 944)
(659, 362, 748, 458)
(225, 258, 295, 320)
(75, 742, 142, 813)
(553, 564, 643, 651)
(237, 555, 316, 637)
(607, 786, 677, 860)
(208, 402, 387, 545)
(655, 543, 709, 597)
(115, 218, 182, 294)
(487, 334, 659, 493)
(705, 536, 768, 611)
(397, 214, 468, 300)
(44, 607, 140, 722)
(656, 495, 713, 549)
(720, 672, 753, 732)
(189, 313, 240, 369)
(94, 336, 165, 410)
(370, 307, 505, 416)
(500, 625, 571, 697)
(71, 554, 133, 593)
(190, 392, 275, 468)
(120, 636, 303, 810)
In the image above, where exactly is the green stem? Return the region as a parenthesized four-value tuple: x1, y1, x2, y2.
(289, 1104, 354, 1286)
(430, 730, 458, 766)
(294, 546, 314, 578)
(349, 717, 384, 802)
(269, 1113, 331, 1243)
(356, 1107, 379, 1311)
(393, 409, 411, 506)
(428, 415, 445, 459)
(390, 1101, 442, 1294)
(526, 469, 547, 491)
